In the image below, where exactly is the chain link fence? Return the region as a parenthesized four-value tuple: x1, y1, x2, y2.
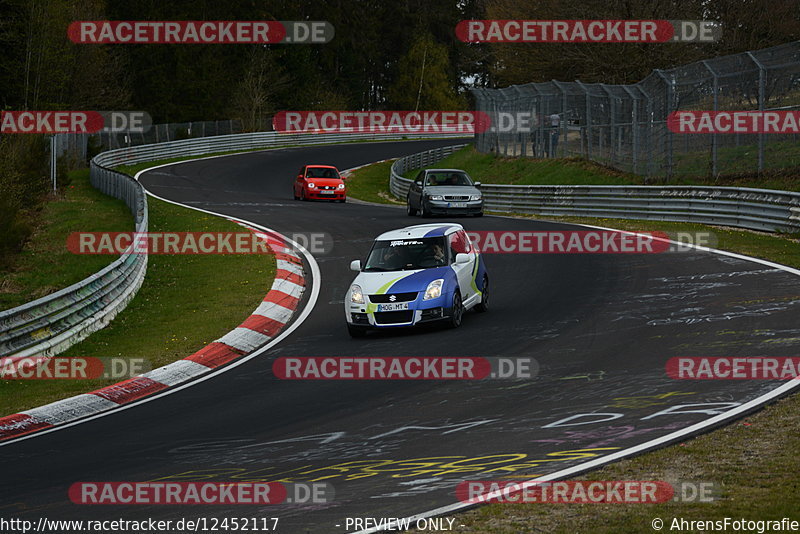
(472, 41, 800, 179)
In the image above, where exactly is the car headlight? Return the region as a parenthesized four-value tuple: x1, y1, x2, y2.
(470, 194, 482, 201)
(337, 183, 345, 189)
(350, 284, 364, 304)
(308, 182, 316, 188)
(423, 279, 444, 300)
(427, 195, 443, 201)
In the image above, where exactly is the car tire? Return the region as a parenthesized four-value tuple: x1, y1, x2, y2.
(406, 199, 417, 216)
(421, 202, 432, 218)
(446, 291, 463, 328)
(475, 275, 489, 313)
(474, 211, 484, 217)
(347, 324, 367, 338)
(300, 189, 307, 201)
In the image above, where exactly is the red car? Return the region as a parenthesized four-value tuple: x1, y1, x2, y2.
(293, 165, 346, 202)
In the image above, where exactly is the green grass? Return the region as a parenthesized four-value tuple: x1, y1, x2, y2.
(343, 161, 404, 205)
(671, 138, 800, 182)
(402, 147, 639, 186)
(0, 172, 275, 416)
(0, 169, 133, 310)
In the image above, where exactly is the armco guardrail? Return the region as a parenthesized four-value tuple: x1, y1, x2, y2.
(96, 130, 471, 167)
(0, 162, 148, 363)
(390, 145, 800, 234)
(0, 130, 468, 363)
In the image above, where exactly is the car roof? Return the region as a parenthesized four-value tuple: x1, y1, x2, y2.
(423, 168, 468, 173)
(375, 223, 464, 241)
(305, 164, 338, 169)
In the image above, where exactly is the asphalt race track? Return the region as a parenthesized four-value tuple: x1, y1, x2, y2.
(2, 140, 800, 533)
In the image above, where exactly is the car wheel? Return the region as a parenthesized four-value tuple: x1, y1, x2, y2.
(347, 324, 367, 338)
(421, 202, 432, 218)
(446, 290, 463, 328)
(475, 275, 489, 313)
(406, 199, 417, 216)
(474, 211, 484, 217)
(300, 189, 307, 201)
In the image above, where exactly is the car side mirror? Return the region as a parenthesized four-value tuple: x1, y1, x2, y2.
(474, 182, 482, 188)
(455, 253, 470, 264)
(350, 260, 362, 271)
(297, 175, 304, 180)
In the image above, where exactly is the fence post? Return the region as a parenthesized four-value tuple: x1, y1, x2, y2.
(576, 81, 591, 160)
(623, 86, 639, 174)
(702, 60, 719, 177)
(552, 80, 568, 157)
(601, 84, 616, 165)
(746, 51, 766, 173)
(654, 69, 674, 180)
(50, 135, 57, 192)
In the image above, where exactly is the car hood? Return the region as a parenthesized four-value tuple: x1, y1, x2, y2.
(424, 185, 480, 196)
(352, 266, 452, 295)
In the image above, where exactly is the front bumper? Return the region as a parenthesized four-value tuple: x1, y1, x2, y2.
(345, 294, 454, 328)
(424, 199, 483, 215)
(307, 189, 346, 200)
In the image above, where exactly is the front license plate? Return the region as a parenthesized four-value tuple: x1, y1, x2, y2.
(448, 202, 467, 208)
(377, 302, 410, 312)
(320, 190, 334, 195)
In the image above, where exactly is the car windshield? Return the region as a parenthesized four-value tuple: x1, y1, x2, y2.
(425, 172, 473, 186)
(363, 237, 448, 271)
(306, 167, 339, 179)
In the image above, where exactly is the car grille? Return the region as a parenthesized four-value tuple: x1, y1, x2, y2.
(369, 292, 417, 303)
(374, 311, 414, 324)
(319, 185, 336, 190)
(443, 195, 470, 201)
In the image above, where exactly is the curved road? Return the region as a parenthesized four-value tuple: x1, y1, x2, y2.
(2, 140, 799, 533)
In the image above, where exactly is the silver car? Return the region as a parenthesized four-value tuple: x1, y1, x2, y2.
(406, 169, 483, 217)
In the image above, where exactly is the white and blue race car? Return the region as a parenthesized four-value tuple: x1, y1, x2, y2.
(345, 223, 488, 337)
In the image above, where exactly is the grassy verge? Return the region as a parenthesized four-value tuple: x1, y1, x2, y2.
(0, 167, 275, 415)
(0, 169, 133, 310)
(358, 145, 800, 532)
(343, 161, 404, 205)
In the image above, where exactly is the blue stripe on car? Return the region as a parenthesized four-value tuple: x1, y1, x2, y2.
(386, 266, 453, 293)
(423, 226, 450, 238)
